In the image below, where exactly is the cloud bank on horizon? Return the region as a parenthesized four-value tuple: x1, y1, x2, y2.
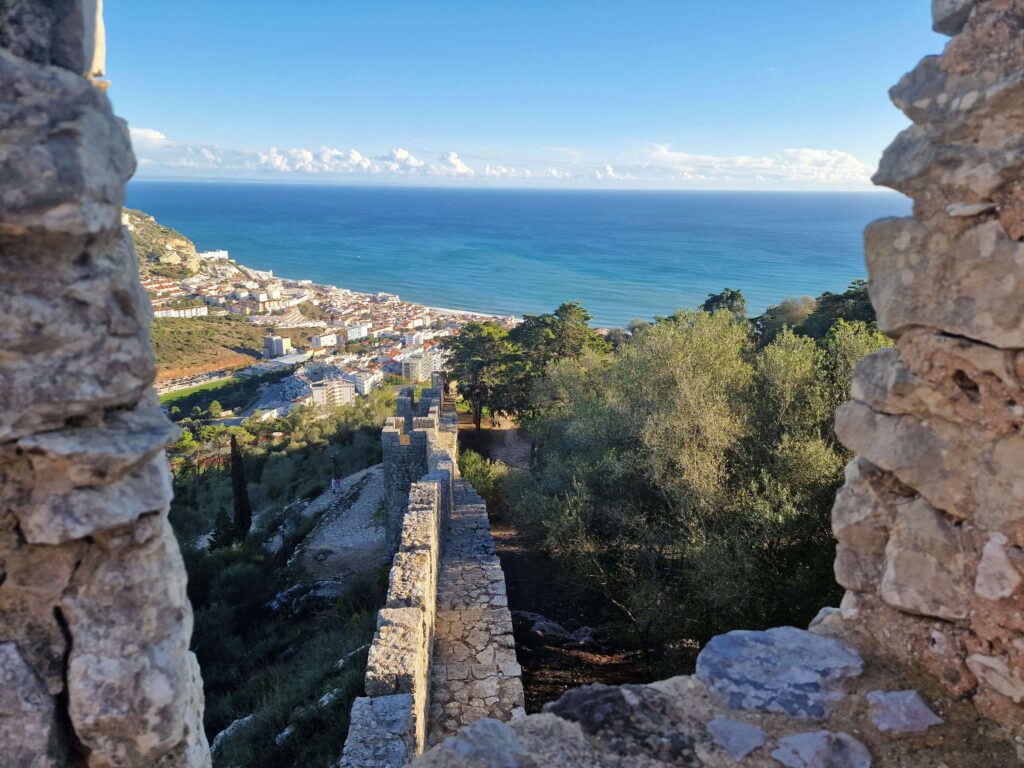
(129, 127, 875, 190)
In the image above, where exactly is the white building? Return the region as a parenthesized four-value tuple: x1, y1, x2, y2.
(310, 378, 356, 409)
(344, 324, 371, 341)
(198, 250, 230, 261)
(263, 334, 293, 359)
(153, 305, 209, 319)
(311, 332, 338, 349)
(401, 349, 441, 382)
(403, 332, 427, 348)
(342, 369, 383, 396)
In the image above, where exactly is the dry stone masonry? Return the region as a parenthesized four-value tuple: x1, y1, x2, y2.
(412, 2, 1024, 765)
(342, 380, 524, 766)
(0, 2, 209, 766)
(831, 0, 1024, 735)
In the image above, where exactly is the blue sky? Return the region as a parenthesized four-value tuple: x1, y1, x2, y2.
(106, 1, 943, 189)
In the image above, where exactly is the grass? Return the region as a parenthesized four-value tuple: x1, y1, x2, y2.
(160, 376, 240, 405)
(151, 315, 265, 372)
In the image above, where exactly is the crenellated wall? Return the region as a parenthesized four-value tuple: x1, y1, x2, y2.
(0, 2, 209, 766)
(342, 378, 468, 767)
(827, 0, 1024, 733)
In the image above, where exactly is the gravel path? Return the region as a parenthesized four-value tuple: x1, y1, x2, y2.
(291, 464, 389, 579)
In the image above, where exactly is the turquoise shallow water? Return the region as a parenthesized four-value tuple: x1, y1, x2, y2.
(126, 182, 910, 328)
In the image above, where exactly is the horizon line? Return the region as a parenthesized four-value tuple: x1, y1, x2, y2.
(129, 176, 898, 195)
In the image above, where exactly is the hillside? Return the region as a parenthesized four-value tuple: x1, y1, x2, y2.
(151, 315, 265, 382)
(124, 207, 202, 278)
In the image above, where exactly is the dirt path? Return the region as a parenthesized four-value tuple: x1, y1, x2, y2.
(290, 464, 389, 579)
(458, 417, 648, 712)
(457, 413, 531, 469)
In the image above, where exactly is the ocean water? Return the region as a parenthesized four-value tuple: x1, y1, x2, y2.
(126, 181, 910, 328)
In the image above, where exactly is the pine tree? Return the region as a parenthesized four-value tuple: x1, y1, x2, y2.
(230, 434, 253, 538)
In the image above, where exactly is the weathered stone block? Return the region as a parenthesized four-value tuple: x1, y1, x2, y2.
(933, 0, 976, 35)
(341, 695, 415, 768)
(62, 517, 197, 766)
(366, 607, 426, 697)
(0, 641, 68, 767)
(695, 627, 863, 718)
(836, 401, 1024, 532)
(866, 218, 1024, 349)
(0, 0, 103, 75)
(880, 497, 969, 620)
(832, 458, 898, 591)
(0, 48, 131, 236)
(0, 229, 155, 441)
(387, 550, 435, 611)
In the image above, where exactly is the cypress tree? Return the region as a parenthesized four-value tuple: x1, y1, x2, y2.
(209, 507, 236, 550)
(230, 434, 253, 538)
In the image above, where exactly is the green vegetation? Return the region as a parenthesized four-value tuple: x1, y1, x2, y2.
(125, 208, 200, 278)
(166, 391, 397, 766)
(442, 301, 607, 429)
(151, 315, 266, 372)
(184, 543, 385, 767)
(446, 286, 891, 673)
(163, 370, 291, 420)
(161, 377, 240, 406)
(297, 301, 329, 321)
(169, 391, 395, 545)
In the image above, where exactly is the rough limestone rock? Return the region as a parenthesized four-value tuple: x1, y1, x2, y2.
(828, 0, 1024, 736)
(0, 3, 208, 765)
(706, 717, 768, 761)
(932, 0, 976, 35)
(866, 690, 943, 733)
(770, 731, 871, 768)
(879, 497, 969, 620)
(865, 218, 1024, 349)
(0, 641, 67, 767)
(695, 627, 863, 718)
(341, 695, 416, 768)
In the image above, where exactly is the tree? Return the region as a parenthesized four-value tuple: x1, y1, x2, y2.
(500, 302, 609, 419)
(796, 280, 875, 339)
(208, 507, 237, 550)
(819, 319, 892, 427)
(701, 288, 747, 319)
(208, 399, 223, 419)
(753, 296, 817, 345)
(230, 434, 253, 538)
(441, 321, 510, 430)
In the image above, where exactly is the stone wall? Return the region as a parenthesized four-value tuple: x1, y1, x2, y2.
(0, 2, 209, 766)
(341, 380, 459, 766)
(828, 0, 1024, 734)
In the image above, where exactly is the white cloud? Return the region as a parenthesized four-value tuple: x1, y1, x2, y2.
(127, 126, 873, 189)
(129, 127, 169, 143)
(595, 164, 631, 180)
(546, 167, 574, 179)
(641, 144, 871, 184)
(378, 147, 425, 173)
(483, 164, 518, 178)
(432, 151, 475, 177)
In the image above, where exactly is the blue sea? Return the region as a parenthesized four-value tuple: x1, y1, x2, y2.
(126, 181, 910, 328)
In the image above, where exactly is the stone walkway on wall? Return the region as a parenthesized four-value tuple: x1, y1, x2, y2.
(426, 480, 525, 745)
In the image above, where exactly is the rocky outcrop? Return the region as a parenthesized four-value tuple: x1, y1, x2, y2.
(0, 2, 208, 766)
(826, 0, 1024, 735)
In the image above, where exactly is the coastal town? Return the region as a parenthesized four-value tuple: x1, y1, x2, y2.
(129, 209, 515, 419)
